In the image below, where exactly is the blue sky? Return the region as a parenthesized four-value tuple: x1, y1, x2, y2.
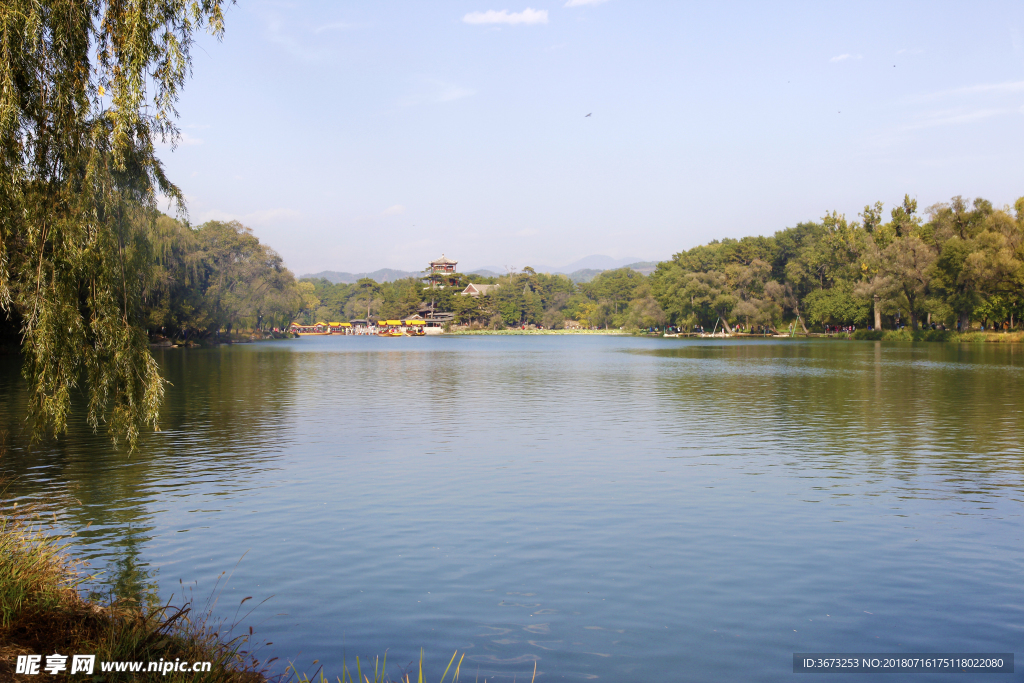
(159, 0, 1024, 275)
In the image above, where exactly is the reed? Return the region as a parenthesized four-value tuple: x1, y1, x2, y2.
(1, 503, 522, 682)
(0, 514, 269, 681)
(288, 648, 545, 683)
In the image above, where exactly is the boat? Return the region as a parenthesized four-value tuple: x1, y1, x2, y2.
(376, 319, 426, 337)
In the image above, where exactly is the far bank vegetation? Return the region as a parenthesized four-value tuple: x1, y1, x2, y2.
(297, 194, 1024, 335)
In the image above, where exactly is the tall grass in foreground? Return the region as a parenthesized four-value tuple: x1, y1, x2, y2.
(0, 512, 269, 681)
(1, 516, 531, 683)
(288, 650, 537, 683)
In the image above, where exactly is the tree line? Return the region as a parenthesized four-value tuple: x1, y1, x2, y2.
(650, 195, 1024, 333)
(3, 2, 1021, 448)
(144, 215, 300, 338)
(297, 193, 1024, 334)
(298, 265, 666, 330)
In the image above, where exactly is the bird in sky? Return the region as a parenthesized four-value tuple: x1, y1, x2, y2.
(585, 113, 591, 117)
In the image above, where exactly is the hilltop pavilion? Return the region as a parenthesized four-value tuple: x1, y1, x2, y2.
(423, 254, 460, 289)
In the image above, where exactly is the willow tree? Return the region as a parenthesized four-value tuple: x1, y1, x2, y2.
(0, 0, 227, 446)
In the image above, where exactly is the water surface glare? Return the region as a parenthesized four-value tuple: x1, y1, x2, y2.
(2, 336, 1022, 682)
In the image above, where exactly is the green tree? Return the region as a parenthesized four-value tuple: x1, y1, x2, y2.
(194, 221, 299, 333)
(296, 281, 321, 324)
(586, 268, 644, 319)
(1, 0, 228, 446)
(804, 281, 869, 327)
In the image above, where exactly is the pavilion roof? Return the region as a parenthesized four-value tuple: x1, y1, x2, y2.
(430, 254, 457, 265)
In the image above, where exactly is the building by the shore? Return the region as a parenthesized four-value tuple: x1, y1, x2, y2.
(461, 283, 499, 297)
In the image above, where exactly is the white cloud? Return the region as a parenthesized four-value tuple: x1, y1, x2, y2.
(902, 107, 1007, 131)
(264, 17, 331, 62)
(463, 8, 548, 25)
(896, 48, 923, 55)
(382, 205, 405, 216)
(198, 208, 301, 225)
(435, 82, 474, 102)
(516, 228, 540, 237)
(830, 54, 863, 63)
(179, 131, 204, 146)
(913, 80, 1024, 102)
(565, 0, 609, 5)
(314, 22, 355, 34)
(155, 130, 203, 149)
(401, 78, 475, 106)
(945, 81, 1024, 96)
(155, 193, 176, 211)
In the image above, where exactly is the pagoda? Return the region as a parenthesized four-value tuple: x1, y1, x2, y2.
(423, 254, 460, 289)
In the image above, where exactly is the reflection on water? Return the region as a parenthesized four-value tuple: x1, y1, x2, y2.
(0, 347, 293, 602)
(1, 338, 1022, 682)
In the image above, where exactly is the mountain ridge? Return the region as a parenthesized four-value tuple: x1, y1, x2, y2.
(301, 256, 662, 285)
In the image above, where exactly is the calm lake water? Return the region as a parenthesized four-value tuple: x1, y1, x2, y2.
(2, 336, 1022, 681)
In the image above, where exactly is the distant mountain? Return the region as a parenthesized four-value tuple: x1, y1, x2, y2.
(621, 261, 659, 276)
(466, 256, 649, 276)
(564, 269, 606, 283)
(303, 257, 662, 285)
(301, 268, 421, 284)
(554, 255, 645, 273)
(561, 262, 660, 283)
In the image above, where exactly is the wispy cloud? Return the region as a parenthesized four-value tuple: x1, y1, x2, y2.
(401, 78, 475, 106)
(896, 48, 923, 55)
(179, 131, 204, 146)
(463, 8, 548, 25)
(198, 208, 302, 225)
(516, 228, 540, 237)
(914, 80, 1024, 102)
(565, 0, 609, 6)
(155, 130, 203, 149)
(265, 18, 331, 62)
(436, 82, 474, 102)
(314, 21, 357, 34)
(902, 107, 1008, 131)
(944, 80, 1024, 96)
(382, 205, 405, 216)
(830, 53, 863, 63)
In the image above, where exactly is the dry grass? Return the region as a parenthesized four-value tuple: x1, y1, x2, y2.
(0, 513, 271, 682)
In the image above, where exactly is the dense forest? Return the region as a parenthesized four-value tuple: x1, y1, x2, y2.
(10, 192, 1016, 345)
(143, 215, 300, 338)
(296, 194, 1024, 334)
(650, 195, 1024, 333)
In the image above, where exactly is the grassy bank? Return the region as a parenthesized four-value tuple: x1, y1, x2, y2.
(0, 515, 267, 682)
(850, 329, 1024, 343)
(0, 517, 479, 682)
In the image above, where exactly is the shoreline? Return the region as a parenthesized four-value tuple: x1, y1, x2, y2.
(0, 516, 462, 683)
(444, 329, 1024, 343)
(0, 515, 268, 682)
(446, 328, 631, 336)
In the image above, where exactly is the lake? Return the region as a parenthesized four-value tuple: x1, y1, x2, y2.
(1, 336, 1022, 681)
